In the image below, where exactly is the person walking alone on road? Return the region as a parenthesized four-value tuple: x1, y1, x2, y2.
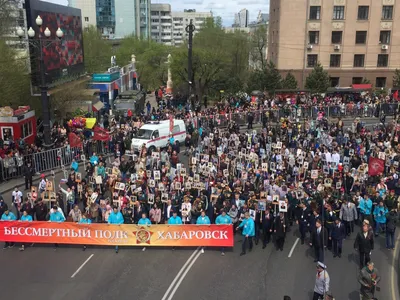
(310, 219, 328, 263)
(237, 212, 255, 256)
(23, 162, 34, 190)
(108, 206, 124, 253)
(313, 262, 330, 300)
(273, 211, 287, 251)
(358, 261, 380, 300)
(354, 220, 374, 269)
(385, 208, 398, 250)
(330, 217, 346, 258)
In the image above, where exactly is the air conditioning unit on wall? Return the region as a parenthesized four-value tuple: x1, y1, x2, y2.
(334, 45, 340, 50)
(307, 44, 313, 50)
(381, 45, 389, 50)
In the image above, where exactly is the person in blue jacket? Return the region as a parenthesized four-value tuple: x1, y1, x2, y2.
(373, 201, 388, 236)
(167, 210, 182, 251)
(138, 213, 151, 252)
(197, 210, 211, 254)
(216, 210, 232, 256)
(237, 211, 255, 256)
(49, 206, 65, 250)
(359, 196, 373, 223)
(70, 159, 79, 173)
(90, 153, 99, 166)
(78, 214, 92, 251)
(19, 210, 33, 251)
(1, 209, 17, 249)
(108, 206, 124, 253)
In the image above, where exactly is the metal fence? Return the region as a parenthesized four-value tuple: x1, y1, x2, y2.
(0, 140, 110, 183)
(197, 103, 399, 128)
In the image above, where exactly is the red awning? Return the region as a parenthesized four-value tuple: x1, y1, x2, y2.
(352, 84, 372, 90)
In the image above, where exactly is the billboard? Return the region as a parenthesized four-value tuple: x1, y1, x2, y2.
(25, 0, 84, 88)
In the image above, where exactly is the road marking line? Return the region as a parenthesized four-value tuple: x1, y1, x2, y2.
(71, 254, 94, 278)
(288, 238, 300, 258)
(391, 233, 400, 300)
(166, 249, 202, 300)
(161, 247, 200, 300)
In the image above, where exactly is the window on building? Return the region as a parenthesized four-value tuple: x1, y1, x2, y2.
(309, 6, 321, 20)
(151, 19, 158, 23)
(353, 54, 365, 67)
(84, 17, 89, 22)
(357, 6, 369, 20)
(330, 54, 341, 67)
(380, 31, 391, 44)
(382, 5, 393, 20)
(151, 25, 158, 29)
(307, 54, 318, 67)
(376, 77, 387, 88)
(20, 122, 33, 139)
(377, 54, 389, 67)
(151, 11, 159, 16)
(352, 77, 363, 84)
(330, 77, 340, 87)
(333, 6, 345, 20)
(331, 31, 343, 44)
(355, 31, 367, 44)
(308, 31, 319, 44)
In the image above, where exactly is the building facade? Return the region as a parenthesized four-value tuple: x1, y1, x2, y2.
(150, 4, 172, 45)
(68, 0, 96, 29)
(150, 7, 212, 46)
(233, 8, 249, 28)
(268, 0, 400, 88)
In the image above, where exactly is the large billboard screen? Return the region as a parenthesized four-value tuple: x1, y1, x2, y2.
(25, 0, 84, 87)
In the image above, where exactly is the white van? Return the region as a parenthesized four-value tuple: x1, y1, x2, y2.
(131, 119, 186, 152)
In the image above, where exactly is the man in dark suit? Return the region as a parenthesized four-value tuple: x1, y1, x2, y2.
(296, 202, 312, 244)
(273, 212, 287, 251)
(262, 208, 273, 249)
(310, 219, 328, 263)
(330, 217, 346, 258)
(354, 220, 374, 269)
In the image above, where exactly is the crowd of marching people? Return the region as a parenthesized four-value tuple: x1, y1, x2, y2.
(1, 89, 400, 299)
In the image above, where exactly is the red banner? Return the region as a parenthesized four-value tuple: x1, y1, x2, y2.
(368, 157, 385, 176)
(0, 222, 234, 247)
(68, 132, 82, 148)
(93, 126, 110, 141)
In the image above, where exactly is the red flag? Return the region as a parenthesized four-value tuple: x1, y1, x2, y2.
(68, 132, 82, 148)
(394, 90, 399, 101)
(93, 126, 110, 141)
(169, 115, 174, 134)
(368, 157, 385, 176)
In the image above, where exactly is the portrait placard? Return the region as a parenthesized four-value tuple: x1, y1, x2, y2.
(149, 179, 155, 188)
(191, 157, 197, 165)
(146, 170, 152, 178)
(323, 165, 330, 175)
(278, 200, 287, 212)
(75, 172, 82, 182)
(262, 163, 268, 171)
(147, 194, 155, 205)
(114, 182, 126, 190)
(223, 169, 229, 177)
(185, 182, 192, 189)
(194, 174, 200, 182)
(154, 170, 161, 180)
(311, 170, 318, 179)
(95, 176, 103, 185)
(272, 194, 279, 203)
(257, 201, 266, 211)
(161, 193, 169, 203)
(158, 183, 165, 191)
(343, 156, 350, 165)
(174, 182, 182, 190)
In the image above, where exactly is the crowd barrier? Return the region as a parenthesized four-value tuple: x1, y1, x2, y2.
(0, 221, 234, 247)
(0, 140, 109, 183)
(197, 103, 399, 128)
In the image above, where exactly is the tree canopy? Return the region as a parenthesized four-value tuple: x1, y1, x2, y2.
(305, 63, 330, 94)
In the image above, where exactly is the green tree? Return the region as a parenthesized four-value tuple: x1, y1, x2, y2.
(393, 69, 400, 87)
(83, 26, 113, 73)
(0, 39, 33, 106)
(281, 72, 298, 89)
(249, 24, 268, 70)
(116, 37, 171, 90)
(246, 70, 267, 93)
(305, 62, 330, 93)
(265, 61, 282, 93)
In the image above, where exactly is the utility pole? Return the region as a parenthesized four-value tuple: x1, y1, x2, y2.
(186, 19, 195, 103)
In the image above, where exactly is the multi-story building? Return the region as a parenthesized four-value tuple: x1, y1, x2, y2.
(150, 4, 172, 45)
(69, 0, 150, 39)
(233, 8, 249, 28)
(68, 0, 96, 29)
(268, 0, 400, 88)
(171, 9, 212, 46)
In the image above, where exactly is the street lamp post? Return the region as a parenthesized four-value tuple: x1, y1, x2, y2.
(17, 16, 64, 148)
(185, 20, 195, 104)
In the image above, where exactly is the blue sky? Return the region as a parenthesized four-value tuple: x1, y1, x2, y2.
(48, 0, 269, 26)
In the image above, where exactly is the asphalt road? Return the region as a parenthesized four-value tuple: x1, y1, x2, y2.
(0, 117, 399, 300)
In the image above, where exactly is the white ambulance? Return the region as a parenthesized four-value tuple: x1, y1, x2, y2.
(131, 119, 186, 153)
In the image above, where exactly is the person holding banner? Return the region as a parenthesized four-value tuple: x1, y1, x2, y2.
(237, 211, 255, 256)
(215, 210, 232, 256)
(108, 206, 124, 253)
(1, 208, 17, 249)
(196, 210, 211, 254)
(78, 214, 92, 251)
(138, 213, 151, 252)
(49, 205, 65, 250)
(19, 210, 33, 251)
(168, 210, 182, 251)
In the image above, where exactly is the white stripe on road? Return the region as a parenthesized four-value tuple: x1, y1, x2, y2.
(161, 247, 200, 300)
(70, 254, 94, 278)
(288, 238, 299, 258)
(165, 249, 202, 300)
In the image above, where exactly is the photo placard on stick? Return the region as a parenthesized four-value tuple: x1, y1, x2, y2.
(154, 170, 161, 180)
(161, 193, 169, 202)
(148, 194, 155, 205)
(75, 172, 82, 183)
(115, 182, 126, 190)
(279, 200, 288, 212)
(174, 182, 182, 190)
(311, 170, 318, 179)
(95, 176, 103, 185)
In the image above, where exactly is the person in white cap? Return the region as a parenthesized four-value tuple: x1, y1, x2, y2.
(313, 262, 330, 300)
